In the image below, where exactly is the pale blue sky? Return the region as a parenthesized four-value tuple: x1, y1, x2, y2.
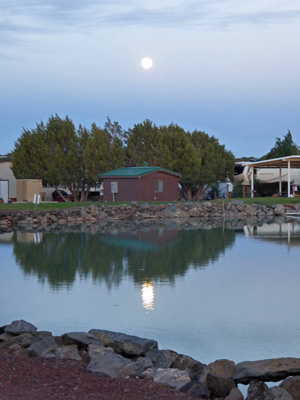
(1, 0, 300, 157)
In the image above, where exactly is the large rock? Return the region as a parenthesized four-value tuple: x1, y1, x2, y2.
(180, 381, 211, 399)
(171, 353, 208, 381)
(4, 320, 37, 335)
(61, 332, 104, 349)
(86, 348, 132, 377)
(145, 349, 178, 368)
(225, 387, 244, 400)
(28, 336, 58, 357)
(187, 208, 202, 217)
(269, 386, 293, 400)
(280, 376, 300, 400)
(160, 205, 190, 219)
(143, 367, 191, 390)
(234, 358, 300, 384)
(55, 345, 82, 361)
(246, 381, 272, 400)
(206, 359, 236, 397)
(89, 329, 158, 356)
(245, 205, 258, 216)
(117, 361, 145, 378)
(88, 344, 114, 359)
(274, 204, 285, 215)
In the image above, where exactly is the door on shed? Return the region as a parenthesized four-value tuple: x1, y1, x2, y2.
(0, 180, 9, 203)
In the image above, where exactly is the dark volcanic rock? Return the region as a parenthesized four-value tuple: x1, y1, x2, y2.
(61, 331, 104, 349)
(206, 359, 236, 397)
(234, 358, 300, 384)
(5, 320, 37, 335)
(89, 329, 158, 356)
(86, 347, 132, 377)
(280, 376, 300, 400)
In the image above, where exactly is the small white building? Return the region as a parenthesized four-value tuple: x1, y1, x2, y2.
(0, 155, 16, 202)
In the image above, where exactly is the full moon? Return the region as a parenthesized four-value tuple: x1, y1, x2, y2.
(141, 57, 153, 69)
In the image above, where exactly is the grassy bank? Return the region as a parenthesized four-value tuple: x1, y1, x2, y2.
(0, 197, 299, 212)
(214, 197, 300, 205)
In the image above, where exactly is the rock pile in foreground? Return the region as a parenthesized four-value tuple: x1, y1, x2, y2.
(0, 201, 299, 229)
(1, 320, 300, 399)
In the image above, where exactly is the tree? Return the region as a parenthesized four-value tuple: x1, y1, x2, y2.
(126, 120, 235, 201)
(12, 115, 125, 202)
(83, 123, 125, 186)
(261, 130, 299, 160)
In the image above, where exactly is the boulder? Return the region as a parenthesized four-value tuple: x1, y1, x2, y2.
(55, 345, 82, 361)
(88, 344, 114, 359)
(28, 336, 58, 357)
(136, 356, 154, 370)
(225, 387, 244, 400)
(280, 376, 300, 400)
(117, 361, 145, 378)
(160, 205, 190, 219)
(246, 381, 272, 400)
(206, 359, 236, 397)
(5, 320, 37, 335)
(61, 332, 104, 349)
(171, 353, 208, 381)
(180, 381, 211, 399)
(0, 332, 15, 342)
(245, 205, 257, 216)
(89, 329, 158, 356)
(274, 205, 285, 215)
(269, 386, 293, 400)
(246, 381, 273, 400)
(145, 349, 178, 368)
(143, 367, 191, 390)
(86, 349, 132, 377)
(234, 358, 300, 384)
(89, 204, 99, 217)
(187, 208, 202, 217)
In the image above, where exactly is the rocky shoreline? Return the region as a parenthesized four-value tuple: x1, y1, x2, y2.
(0, 201, 298, 230)
(1, 320, 300, 399)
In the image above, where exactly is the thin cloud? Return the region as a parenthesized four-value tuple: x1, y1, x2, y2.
(1, 0, 300, 41)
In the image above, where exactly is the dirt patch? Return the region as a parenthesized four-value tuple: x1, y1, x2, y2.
(0, 349, 193, 400)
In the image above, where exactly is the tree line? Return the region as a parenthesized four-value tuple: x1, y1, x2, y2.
(12, 115, 235, 201)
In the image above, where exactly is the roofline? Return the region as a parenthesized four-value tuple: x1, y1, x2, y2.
(100, 167, 181, 178)
(246, 155, 300, 168)
(0, 155, 12, 163)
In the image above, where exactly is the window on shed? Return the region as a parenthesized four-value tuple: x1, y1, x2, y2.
(155, 180, 163, 192)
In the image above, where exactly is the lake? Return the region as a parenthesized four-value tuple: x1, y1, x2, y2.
(1, 219, 300, 367)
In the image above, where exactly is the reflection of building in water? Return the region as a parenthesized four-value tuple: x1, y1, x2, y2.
(0, 232, 13, 243)
(243, 221, 300, 246)
(16, 232, 43, 244)
(141, 281, 154, 311)
(100, 228, 180, 251)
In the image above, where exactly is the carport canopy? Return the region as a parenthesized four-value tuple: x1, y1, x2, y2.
(246, 155, 300, 198)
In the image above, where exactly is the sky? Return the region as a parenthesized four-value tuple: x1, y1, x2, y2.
(1, 0, 300, 158)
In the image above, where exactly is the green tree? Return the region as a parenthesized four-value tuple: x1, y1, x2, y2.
(12, 115, 125, 202)
(126, 121, 235, 201)
(261, 130, 299, 160)
(83, 123, 125, 185)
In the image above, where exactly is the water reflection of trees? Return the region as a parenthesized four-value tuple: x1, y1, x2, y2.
(12, 227, 235, 290)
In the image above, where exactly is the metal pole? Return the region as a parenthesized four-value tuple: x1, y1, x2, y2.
(287, 161, 291, 197)
(251, 167, 254, 198)
(279, 168, 282, 196)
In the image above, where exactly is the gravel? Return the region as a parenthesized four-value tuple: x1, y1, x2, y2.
(0, 350, 194, 400)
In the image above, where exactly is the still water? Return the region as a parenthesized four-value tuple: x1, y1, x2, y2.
(1, 220, 300, 365)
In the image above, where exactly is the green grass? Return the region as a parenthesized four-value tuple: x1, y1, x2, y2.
(0, 202, 96, 211)
(0, 197, 299, 212)
(214, 197, 300, 205)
